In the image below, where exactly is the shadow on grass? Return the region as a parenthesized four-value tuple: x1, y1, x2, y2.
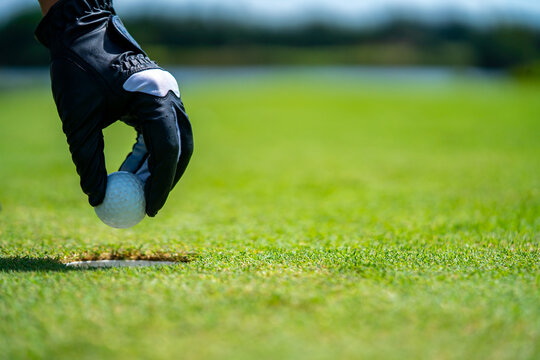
(0, 257, 75, 272)
(0, 250, 197, 272)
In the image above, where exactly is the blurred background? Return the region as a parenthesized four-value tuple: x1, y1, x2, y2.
(1, 0, 540, 77)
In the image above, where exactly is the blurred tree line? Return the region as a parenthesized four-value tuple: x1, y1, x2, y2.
(1, 8, 539, 71)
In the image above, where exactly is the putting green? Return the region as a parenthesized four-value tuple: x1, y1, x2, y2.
(0, 74, 539, 360)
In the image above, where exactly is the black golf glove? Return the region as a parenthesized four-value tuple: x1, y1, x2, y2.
(35, 0, 193, 217)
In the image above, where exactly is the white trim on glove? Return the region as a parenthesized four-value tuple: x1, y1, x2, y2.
(123, 69, 180, 98)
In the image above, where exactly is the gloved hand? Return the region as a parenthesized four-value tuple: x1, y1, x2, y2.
(35, 0, 193, 217)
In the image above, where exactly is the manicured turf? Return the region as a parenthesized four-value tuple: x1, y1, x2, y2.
(0, 72, 539, 360)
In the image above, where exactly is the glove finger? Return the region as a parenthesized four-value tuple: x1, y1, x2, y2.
(171, 100, 194, 189)
(51, 58, 108, 207)
(135, 94, 180, 217)
(68, 125, 107, 207)
(119, 132, 150, 182)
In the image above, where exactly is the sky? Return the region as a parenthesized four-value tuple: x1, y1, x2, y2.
(2, 0, 540, 28)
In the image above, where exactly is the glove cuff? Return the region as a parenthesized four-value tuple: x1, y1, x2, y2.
(35, 0, 115, 48)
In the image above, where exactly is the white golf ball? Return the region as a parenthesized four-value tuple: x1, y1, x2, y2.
(94, 171, 146, 229)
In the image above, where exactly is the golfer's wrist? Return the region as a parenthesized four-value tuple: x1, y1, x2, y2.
(39, 0, 60, 16)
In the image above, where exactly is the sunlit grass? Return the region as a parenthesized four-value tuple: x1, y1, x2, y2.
(0, 75, 539, 360)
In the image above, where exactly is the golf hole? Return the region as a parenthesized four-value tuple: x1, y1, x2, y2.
(65, 260, 178, 268)
(61, 249, 196, 269)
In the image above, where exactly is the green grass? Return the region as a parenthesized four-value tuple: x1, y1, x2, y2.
(0, 73, 539, 360)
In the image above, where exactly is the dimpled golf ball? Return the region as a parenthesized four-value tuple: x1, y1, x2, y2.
(94, 171, 146, 229)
